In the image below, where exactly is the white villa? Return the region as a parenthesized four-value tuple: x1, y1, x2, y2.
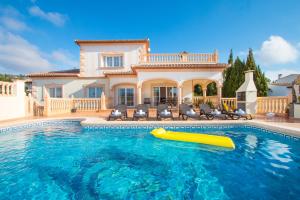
(29, 39, 228, 108)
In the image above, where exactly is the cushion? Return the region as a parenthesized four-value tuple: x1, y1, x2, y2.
(161, 109, 171, 115)
(137, 110, 146, 115)
(223, 103, 229, 112)
(112, 110, 121, 116)
(186, 109, 196, 115)
(212, 109, 221, 115)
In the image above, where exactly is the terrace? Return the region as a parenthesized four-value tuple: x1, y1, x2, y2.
(140, 51, 219, 64)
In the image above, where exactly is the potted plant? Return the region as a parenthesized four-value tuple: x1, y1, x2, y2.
(289, 81, 300, 118)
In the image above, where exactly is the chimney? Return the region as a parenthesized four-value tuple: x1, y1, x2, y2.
(237, 70, 257, 93)
(236, 70, 257, 114)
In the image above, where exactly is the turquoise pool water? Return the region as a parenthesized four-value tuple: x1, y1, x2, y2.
(0, 121, 300, 200)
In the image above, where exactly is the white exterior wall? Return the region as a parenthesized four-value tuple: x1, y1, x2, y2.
(32, 78, 109, 102)
(137, 71, 223, 85)
(109, 76, 137, 89)
(0, 80, 26, 121)
(182, 80, 193, 100)
(81, 44, 145, 77)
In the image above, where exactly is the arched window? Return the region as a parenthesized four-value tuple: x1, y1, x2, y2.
(207, 82, 217, 96)
(193, 84, 203, 96)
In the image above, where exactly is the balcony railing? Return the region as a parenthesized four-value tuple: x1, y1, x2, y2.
(140, 52, 218, 64)
(257, 96, 290, 115)
(0, 81, 15, 96)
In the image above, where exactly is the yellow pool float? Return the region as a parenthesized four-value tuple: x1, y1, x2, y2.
(151, 128, 235, 149)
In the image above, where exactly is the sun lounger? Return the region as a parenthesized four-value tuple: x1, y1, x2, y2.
(234, 109, 252, 120)
(156, 104, 174, 120)
(108, 104, 127, 121)
(200, 104, 227, 120)
(133, 104, 149, 120)
(220, 103, 240, 120)
(179, 103, 200, 120)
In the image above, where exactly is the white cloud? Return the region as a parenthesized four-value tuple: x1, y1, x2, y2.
(28, 6, 67, 26)
(51, 49, 77, 67)
(265, 69, 299, 81)
(256, 35, 299, 66)
(0, 17, 28, 31)
(0, 30, 51, 73)
(0, 6, 29, 31)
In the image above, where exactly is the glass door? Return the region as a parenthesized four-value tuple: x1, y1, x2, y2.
(153, 87, 160, 106)
(153, 86, 177, 106)
(118, 88, 134, 106)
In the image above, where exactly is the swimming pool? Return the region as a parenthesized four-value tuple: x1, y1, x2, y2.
(0, 120, 299, 199)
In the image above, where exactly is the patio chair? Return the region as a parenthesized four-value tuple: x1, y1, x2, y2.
(199, 104, 227, 120)
(144, 98, 151, 105)
(179, 103, 200, 120)
(108, 104, 127, 121)
(156, 104, 174, 120)
(133, 104, 149, 121)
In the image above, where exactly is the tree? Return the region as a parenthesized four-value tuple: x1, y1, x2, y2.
(193, 84, 203, 96)
(228, 49, 234, 65)
(223, 56, 246, 97)
(245, 49, 268, 96)
(245, 48, 256, 70)
(0, 74, 12, 82)
(207, 82, 217, 96)
(222, 49, 269, 97)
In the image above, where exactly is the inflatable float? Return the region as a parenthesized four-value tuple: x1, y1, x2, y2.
(151, 128, 235, 149)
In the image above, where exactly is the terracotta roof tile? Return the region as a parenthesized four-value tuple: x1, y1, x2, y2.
(75, 39, 149, 45)
(132, 63, 229, 69)
(28, 69, 80, 77)
(103, 70, 135, 75)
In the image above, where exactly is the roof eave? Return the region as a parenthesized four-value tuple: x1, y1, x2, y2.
(74, 39, 150, 46)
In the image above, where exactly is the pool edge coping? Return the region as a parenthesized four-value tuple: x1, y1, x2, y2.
(0, 117, 299, 138)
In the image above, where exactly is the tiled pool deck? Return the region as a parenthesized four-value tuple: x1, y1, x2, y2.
(1, 111, 300, 138)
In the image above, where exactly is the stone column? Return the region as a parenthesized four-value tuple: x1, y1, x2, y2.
(137, 83, 142, 105)
(217, 85, 222, 104)
(177, 83, 183, 106)
(203, 87, 207, 102)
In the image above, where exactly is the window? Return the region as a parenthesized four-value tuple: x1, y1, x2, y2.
(87, 87, 103, 98)
(104, 55, 123, 67)
(48, 87, 62, 98)
(118, 88, 134, 106)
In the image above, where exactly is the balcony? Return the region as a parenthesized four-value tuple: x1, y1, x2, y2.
(140, 51, 218, 64)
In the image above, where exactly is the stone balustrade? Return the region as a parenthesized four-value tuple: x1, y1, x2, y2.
(221, 98, 237, 109)
(42, 95, 291, 116)
(44, 97, 104, 116)
(141, 52, 218, 64)
(0, 81, 15, 96)
(257, 96, 290, 114)
(73, 98, 101, 112)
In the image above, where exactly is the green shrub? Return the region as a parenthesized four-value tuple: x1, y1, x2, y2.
(206, 100, 214, 109)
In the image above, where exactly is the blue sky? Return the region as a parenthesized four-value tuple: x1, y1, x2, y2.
(0, 0, 299, 80)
